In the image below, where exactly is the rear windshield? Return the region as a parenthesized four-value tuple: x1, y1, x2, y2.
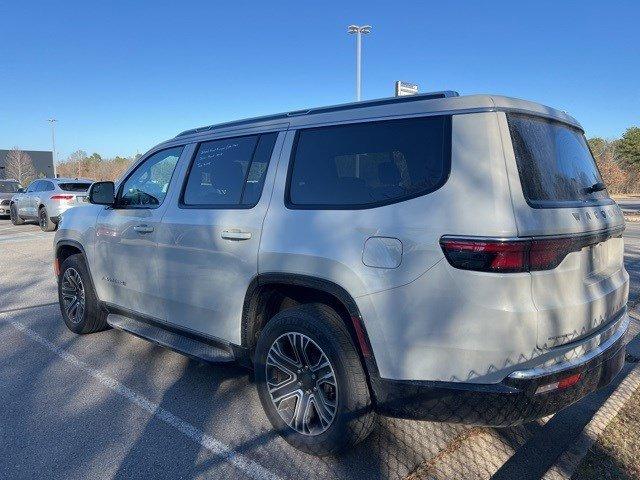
(507, 113, 610, 208)
(0, 181, 20, 193)
(58, 182, 91, 192)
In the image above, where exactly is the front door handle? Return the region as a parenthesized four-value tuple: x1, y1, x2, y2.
(133, 224, 154, 234)
(221, 229, 251, 240)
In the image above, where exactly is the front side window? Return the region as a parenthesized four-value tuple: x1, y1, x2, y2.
(119, 146, 183, 208)
(27, 181, 40, 192)
(507, 113, 610, 207)
(287, 116, 451, 208)
(182, 132, 277, 207)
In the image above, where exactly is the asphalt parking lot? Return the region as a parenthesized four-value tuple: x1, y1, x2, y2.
(1, 219, 640, 480)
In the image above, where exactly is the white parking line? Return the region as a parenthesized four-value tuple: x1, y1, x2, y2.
(9, 320, 281, 480)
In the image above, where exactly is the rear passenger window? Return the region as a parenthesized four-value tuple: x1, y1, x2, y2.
(287, 116, 451, 208)
(182, 132, 277, 207)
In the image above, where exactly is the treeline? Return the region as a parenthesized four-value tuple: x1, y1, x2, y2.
(588, 127, 640, 194)
(56, 150, 139, 182)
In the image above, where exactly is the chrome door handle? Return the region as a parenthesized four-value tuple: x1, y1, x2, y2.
(221, 229, 251, 240)
(133, 225, 154, 234)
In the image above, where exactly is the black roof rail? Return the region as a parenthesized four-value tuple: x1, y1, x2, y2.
(175, 90, 459, 138)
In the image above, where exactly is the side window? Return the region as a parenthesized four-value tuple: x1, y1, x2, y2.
(182, 132, 277, 207)
(43, 181, 55, 191)
(27, 181, 40, 192)
(287, 116, 451, 208)
(119, 146, 183, 208)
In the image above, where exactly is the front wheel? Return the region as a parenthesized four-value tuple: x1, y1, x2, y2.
(10, 204, 25, 225)
(58, 254, 108, 334)
(254, 304, 375, 456)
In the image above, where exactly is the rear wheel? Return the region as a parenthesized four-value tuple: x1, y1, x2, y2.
(255, 303, 375, 456)
(39, 207, 56, 232)
(10, 204, 25, 225)
(58, 254, 108, 334)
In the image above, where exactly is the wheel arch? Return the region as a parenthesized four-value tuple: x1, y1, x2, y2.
(55, 240, 86, 266)
(241, 273, 378, 375)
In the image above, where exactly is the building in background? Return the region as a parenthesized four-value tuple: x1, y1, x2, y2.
(0, 149, 54, 179)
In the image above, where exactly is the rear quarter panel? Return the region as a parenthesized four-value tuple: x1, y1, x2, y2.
(259, 113, 527, 380)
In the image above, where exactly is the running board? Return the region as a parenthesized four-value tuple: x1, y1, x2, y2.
(107, 314, 235, 364)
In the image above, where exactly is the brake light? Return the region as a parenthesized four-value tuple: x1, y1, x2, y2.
(440, 227, 624, 273)
(51, 194, 74, 202)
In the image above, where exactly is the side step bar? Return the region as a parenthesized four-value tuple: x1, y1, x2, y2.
(107, 314, 236, 364)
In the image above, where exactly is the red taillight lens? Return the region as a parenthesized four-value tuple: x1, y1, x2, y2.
(51, 194, 74, 201)
(528, 238, 576, 270)
(439, 239, 529, 272)
(440, 227, 624, 273)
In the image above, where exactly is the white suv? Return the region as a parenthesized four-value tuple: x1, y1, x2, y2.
(54, 92, 629, 455)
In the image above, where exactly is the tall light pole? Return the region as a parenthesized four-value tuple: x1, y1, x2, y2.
(48, 118, 57, 177)
(347, 24, 371, 101)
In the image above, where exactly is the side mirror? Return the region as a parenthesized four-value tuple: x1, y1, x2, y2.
(89, 181, 115, 206)
(17, 188, 25, 193)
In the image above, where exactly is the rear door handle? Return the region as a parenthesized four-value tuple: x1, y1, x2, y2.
(221, 229, 251, 240)
(133, 225, 154, 234)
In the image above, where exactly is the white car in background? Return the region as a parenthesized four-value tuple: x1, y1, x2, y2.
(11, 177, 93, 231)
(0, 179, 23, 217)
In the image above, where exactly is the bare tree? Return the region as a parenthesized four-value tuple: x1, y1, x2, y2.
(4, 147, 36, 185)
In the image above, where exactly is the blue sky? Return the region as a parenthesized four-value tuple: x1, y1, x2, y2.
(1, 1, 638, 159)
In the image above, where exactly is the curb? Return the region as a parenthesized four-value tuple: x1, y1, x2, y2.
(542, 347, 640, 479)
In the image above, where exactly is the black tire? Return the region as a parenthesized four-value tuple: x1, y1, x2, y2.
(10, 204, 25, 225)
(58, 254, 108, 334)
(255, 303, 376, 456)
(39, 206, 56, 232)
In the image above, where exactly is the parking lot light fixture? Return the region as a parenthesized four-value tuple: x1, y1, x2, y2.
(347, 24, 372, 101)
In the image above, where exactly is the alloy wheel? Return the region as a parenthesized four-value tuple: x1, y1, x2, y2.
(61, 267, 86, 324)
(265, 332, 338, 436)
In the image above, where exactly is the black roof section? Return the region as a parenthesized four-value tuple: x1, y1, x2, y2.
(175, 90, 460, 138)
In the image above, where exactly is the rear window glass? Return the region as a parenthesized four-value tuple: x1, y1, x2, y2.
(507, 114, 610, 207)
(59, 182, 91, 192)
(288, 116, 451, 208)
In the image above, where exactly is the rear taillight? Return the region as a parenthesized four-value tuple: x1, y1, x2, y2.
(51, 194, 74, 202)
(439, 238, 529, 272)
(440, 226, 624, 273)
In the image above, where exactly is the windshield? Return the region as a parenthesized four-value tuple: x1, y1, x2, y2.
(507, 113, 610, 208)
(0, 181, 21, 193)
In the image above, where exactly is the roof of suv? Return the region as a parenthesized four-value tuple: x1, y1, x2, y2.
(172, 91, 583, 144)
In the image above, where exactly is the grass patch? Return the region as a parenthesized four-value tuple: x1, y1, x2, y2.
(574, 387, 640, 479)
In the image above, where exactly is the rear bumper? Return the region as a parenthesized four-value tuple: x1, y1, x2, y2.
(370, 314, 629, 426)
